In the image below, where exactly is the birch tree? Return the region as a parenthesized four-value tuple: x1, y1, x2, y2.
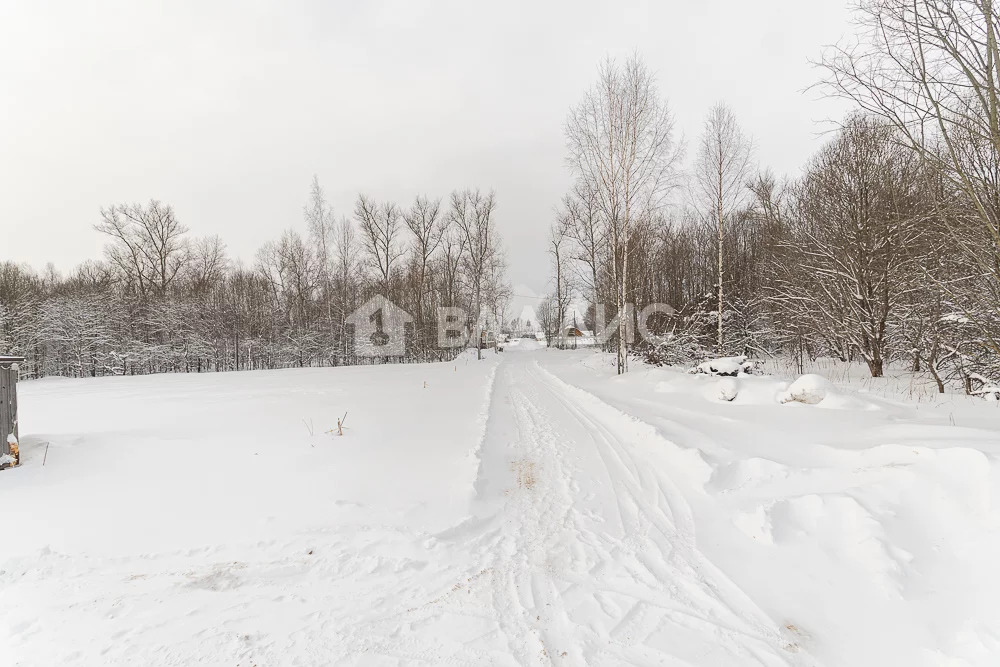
(693, 103, 754, 354)
(565, 55, 682, 374)
(305, 176, 336, 332)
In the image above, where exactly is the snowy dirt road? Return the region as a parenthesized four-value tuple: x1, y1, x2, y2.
(458, 350, 802, 665)
(328, 347, 807, 665)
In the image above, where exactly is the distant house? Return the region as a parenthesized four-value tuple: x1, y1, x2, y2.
(557, 326, 595, 348)
(479, 329, 496, 350)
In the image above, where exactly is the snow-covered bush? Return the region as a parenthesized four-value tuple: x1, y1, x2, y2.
(690, 355, 755, 377)
(779, 374, 831, 405)
(969, 374, 1000, 401)
(642, 332, 711, 367)
(639, 294, 718, 367)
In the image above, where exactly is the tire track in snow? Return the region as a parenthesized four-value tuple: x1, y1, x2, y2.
(475, 355, 585, 664)
(531, 360, 800, 659)
(469, 354, 806, 665)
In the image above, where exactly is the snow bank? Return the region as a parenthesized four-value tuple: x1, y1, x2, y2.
(539, 349, 1000, 666)
(779, 373, 831, 405)
(709, 456, 789, 493)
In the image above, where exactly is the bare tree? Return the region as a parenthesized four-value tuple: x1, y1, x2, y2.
(821, 0, 1000, 354)
(256, 229, 319, 341)
(693, 103, 754, 354)
(536, 295, 560, 343)
(333, 217, 359, 354)
(549, 215, 574, 348)
(403, 195, 445, 326)
(188, 236, 228, 294)
(438, 225, 467, 308)
(561, 183, 605, 320)
(11, 173, 510, 377)
(354, 195, 404, 296)
(450, 189, 501, 360)
(773, 116, 924, 377)
(565, 55, 682, 373)
(96, 200, 190, 297)
(483, 248, 512, 346)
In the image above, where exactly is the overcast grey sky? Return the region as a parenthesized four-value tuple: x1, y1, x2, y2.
(0, 0, 852, 294)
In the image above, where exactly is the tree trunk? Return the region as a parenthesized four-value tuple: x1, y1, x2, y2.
(717, 177, 725, 355)
(617, 247, 628, 375)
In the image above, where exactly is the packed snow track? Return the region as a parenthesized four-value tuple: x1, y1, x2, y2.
(456, 351, 801, 665)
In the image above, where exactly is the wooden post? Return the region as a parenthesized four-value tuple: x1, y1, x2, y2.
(0, 356, 24, 469)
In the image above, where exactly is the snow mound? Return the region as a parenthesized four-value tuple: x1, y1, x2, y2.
(691, 355, 753, 377)
(715, 377, 739, 402)
(710, 457, 789, 493)
(780, 374, 831, 405)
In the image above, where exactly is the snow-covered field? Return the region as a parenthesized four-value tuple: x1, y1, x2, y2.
(2, 344, 1000, 666)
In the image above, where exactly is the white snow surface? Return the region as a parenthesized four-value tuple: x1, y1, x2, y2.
(3, 347, 1000, 666)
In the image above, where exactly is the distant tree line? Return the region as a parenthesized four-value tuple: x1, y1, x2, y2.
(0, 182, 509, 378)
(544, 0, 1000, 394)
